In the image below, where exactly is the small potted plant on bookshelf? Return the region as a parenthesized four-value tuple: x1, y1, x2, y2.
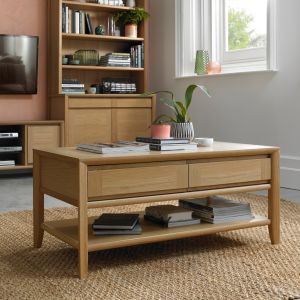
(113, 8, 149, 38)
(142, 85, 211, 140)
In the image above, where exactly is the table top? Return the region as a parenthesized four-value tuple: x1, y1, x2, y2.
(35, 141, 279, 165)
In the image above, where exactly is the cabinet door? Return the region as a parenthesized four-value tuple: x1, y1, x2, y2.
(112, 108, 152, 141)
(67, 109, 111, 146)
(27, 125, 61, 164)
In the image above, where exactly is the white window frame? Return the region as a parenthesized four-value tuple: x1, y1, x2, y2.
(175, 0, 278, 78)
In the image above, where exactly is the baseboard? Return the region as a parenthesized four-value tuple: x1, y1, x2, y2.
(281, 155, 300, 190)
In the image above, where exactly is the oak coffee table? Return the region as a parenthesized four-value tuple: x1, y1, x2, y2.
(33, 142, 280, 278)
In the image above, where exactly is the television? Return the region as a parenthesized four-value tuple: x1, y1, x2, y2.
(0, 34, 39, 94)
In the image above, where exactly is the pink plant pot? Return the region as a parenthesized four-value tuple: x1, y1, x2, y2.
(151, 124, 171, 139)
(207, 61, 222, 74)
(125, 24, 138, 38)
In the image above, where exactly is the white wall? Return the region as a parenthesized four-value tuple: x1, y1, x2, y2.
(149, 0, 300, 189)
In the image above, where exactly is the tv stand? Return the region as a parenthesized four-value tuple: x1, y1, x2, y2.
(0, 121, 64, 171)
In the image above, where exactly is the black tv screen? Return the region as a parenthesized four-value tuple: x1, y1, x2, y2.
(0, 34, 39, 94)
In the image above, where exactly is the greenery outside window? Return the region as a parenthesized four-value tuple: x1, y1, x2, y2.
(176, 0, 277, 77)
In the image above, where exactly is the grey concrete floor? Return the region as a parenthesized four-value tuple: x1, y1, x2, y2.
(0, 174, 299, 212)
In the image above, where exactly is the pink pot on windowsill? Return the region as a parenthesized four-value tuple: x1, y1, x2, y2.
(151, 124, 171, 139)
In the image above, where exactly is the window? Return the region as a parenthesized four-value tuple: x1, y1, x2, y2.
(176, 0, 277, 77)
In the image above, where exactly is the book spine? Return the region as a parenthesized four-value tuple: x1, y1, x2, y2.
(65, 6, 69, 33)
(138, 45, 142, 68)
(141, 42, 144, 68)
(68, 9, 72, 33)
(75, 11, 80, 34)
(62, 5, 66, 33)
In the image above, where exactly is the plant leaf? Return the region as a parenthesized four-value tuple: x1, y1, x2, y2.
(176, 101, 187, 122)
(153, 114, 176, 124)
(185, 84, 211, 110)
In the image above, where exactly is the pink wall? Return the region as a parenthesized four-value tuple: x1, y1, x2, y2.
(0, 0, 48, 121)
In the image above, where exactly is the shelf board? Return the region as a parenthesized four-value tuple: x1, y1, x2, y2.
(0, 165, 32, 171)
(62, 33, 144, 42)
(62, 0, 133, 12)
(42, 213, 270, 252)
(62, 65, 144, 72)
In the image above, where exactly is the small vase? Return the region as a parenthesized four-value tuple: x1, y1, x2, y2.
(126, 0, 136, 7)
(151, 124, 171, 139)
(125, 24, 138, 38)
(195, 50, 209, 75)
(171, 122, 194, 141)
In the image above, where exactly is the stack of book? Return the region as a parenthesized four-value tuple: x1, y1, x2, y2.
(62, 79, 85, 94)
(99, 53, 131, 67)
(179, 196, 254, 224)
(136, 137, 198, 151)
(144, 205, 200, 228)
(92, 213, 141, 235)
(77, 141, 150, 154)
(130, 44, 144, 68)
(62, 5, 87, 34)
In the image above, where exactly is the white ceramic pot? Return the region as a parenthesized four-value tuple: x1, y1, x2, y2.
(171, 122, 194, 141)
(126, 0, 136, 7)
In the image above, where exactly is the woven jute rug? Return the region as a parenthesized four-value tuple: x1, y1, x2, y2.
(0, 193, 300, 300)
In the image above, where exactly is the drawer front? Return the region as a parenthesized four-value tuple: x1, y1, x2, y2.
(189, 158, 271, 187)
(111, 98, 152, 108)
(68, 98, 111, 108)
(88, 164, 188, 198)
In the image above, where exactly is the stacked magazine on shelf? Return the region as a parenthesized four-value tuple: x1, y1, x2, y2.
(76, 141, 150, 154)
(179, 196, 254, 224)
(136, 137, 198, 151)
(144, 205, 200, 228)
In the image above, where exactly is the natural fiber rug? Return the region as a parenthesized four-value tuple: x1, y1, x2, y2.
(0, 193, 300, 300)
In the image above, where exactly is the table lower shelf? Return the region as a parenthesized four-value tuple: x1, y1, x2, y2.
(42, 214, 270, 252)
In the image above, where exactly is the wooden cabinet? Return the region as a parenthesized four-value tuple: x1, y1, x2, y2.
(50, 95, 155, 146)
(27, 125, 61, 164)
(0, 121, 64, 171)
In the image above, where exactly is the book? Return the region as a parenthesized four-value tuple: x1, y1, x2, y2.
(145, 205, 194, 223)
(85, 13, 92, 34)
(93, 223, 142, 235)
(136, 137, 190, 145)
(144, 215, 200, 228)
(150, 143, 198, 151)
(0, 160, 15, 166)
(77, 141, 150, 154)
(92, 213, 140, 230)
(0, 146, 22, 153)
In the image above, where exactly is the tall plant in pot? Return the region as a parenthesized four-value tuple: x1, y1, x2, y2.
(113, 8, 149, 38)
(143, 85, 211, 140)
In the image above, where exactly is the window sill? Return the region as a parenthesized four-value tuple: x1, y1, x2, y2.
(175, 68, 278, 79)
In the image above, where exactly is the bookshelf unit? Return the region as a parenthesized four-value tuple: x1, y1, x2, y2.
(48, 0, 149, 95)
(48, 0, 154, 146)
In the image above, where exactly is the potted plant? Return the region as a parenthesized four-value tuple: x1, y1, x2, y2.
(142, 85, 211, 140)
(113, 8, 150, 38)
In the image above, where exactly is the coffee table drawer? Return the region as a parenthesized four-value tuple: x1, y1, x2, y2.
(189, 158, 271, 187)
(88, 164, 188, 198)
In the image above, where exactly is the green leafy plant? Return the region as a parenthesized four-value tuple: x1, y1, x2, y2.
(113, 8, 150, 26)
(142, 85, 211, 124)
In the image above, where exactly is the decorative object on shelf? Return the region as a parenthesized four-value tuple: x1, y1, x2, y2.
(113, 8, 149, 38)
(171, 122, 194, 140)
(126, 0, 136, 8)
(95, 25, 105, 35)
(142, 85, 211, 141)
(194, 137, 214, 147)
(207, 61, 222, 75)
(101, 78, 137, 94)
(87, 87, 97, 94)
(150, 124, 171, 139)
(107, 16, 116, 36)
(62, 56, 69, 65)
(114, 26, 121, 36)
(74, 49, 98, 65)
(195, 50, 209, 75)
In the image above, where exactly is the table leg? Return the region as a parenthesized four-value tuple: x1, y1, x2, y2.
(78, 162, 88, 279)
(268, 150, 280, 244)
(33, 151, 44, 248)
